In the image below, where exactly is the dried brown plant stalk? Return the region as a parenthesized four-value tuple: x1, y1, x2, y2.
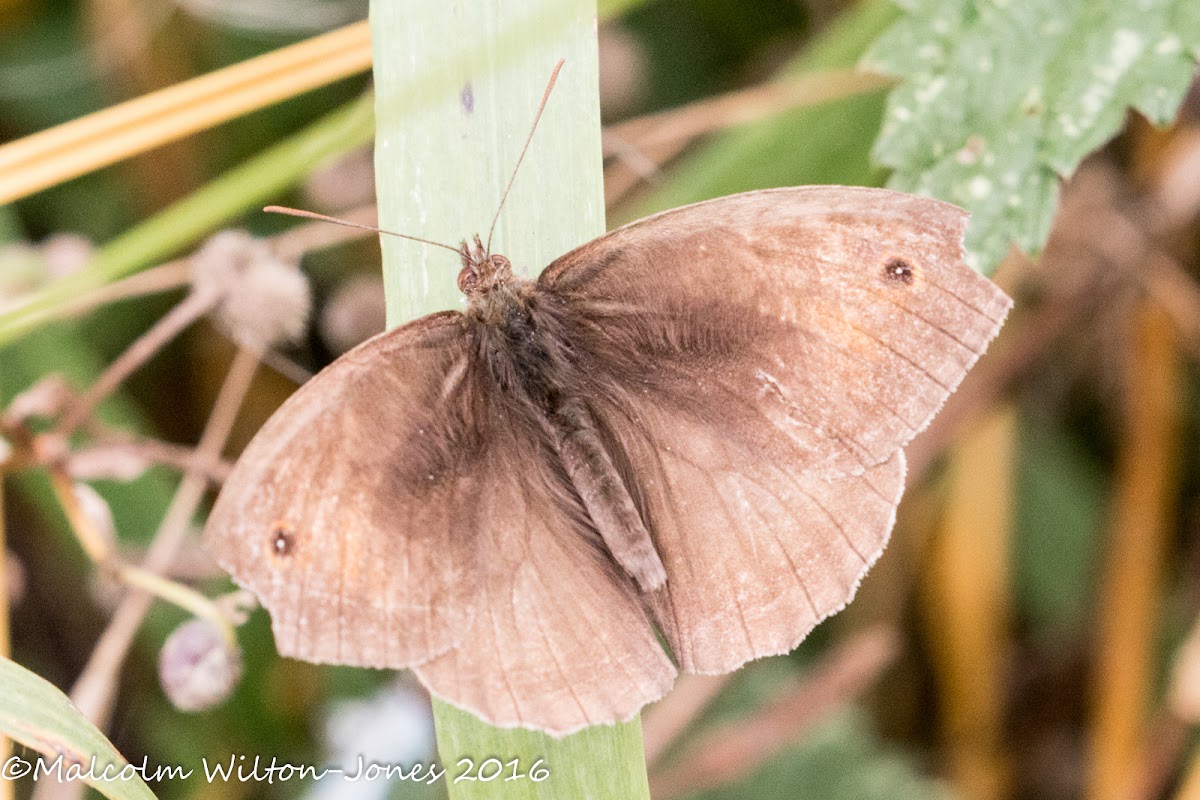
(67, 346, 260, 730)
(602, 68, 893, 157)
(602, 69, 894, 208)
(0, 21, 371, 204)
(648, 627, 898, 800)
(642, 674, 733, 766)
(56, 288, 220, 435)
(922, 406, 1017, 800)
(1087, 302, 1182, 800)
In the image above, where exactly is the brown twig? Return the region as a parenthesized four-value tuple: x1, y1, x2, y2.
(46, 467, 114, 564)
(56, 287, 218, 435)
(117, 540, 224, 583)
(1087, 301, 1182, 800)
(604, 137, 690, 209)
(602, 69, 894, 209)
(922, 407, 1017, 800)
(642, 674, 733, 766)
(602, 69, 894, 158)
(49, 202, 378, 326)
(45, 460, 235, 637)
(68, 437, 233, 484)
(648, 626, 899, 800)
(49, 258, 192, 320)
(66, 346, 259, 730)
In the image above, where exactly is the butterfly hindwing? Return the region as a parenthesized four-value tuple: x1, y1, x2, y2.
(591, 388, 906, 673)
(411, 418, 676, 734)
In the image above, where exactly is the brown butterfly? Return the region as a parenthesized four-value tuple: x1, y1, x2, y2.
(203, 74, 1012, 736)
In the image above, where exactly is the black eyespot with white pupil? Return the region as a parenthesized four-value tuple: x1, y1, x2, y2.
(270, 525, 295, 558)
(883, 257, 916, 285)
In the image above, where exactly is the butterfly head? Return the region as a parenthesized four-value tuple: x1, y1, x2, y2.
(457, 234, 513, 296)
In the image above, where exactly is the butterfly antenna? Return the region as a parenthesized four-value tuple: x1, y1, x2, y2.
(484, 59, 565, 255)
(263, 206, 462, 255)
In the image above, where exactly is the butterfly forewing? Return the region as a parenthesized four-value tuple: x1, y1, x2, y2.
(204, 311, 485, 668)
(540, 186, 1012, 476)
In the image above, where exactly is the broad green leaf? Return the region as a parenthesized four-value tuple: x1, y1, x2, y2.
(864, 0, 1200, 273)
(0, 656, 157, 800)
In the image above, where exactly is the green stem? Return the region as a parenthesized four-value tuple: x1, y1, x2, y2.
(0, 93, 375, 347)
(369, 1, 651, 797)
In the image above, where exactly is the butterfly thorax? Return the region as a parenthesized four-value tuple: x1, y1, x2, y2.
(468, 276, 565, 412)
(462, 265, 670, 594)
(456, 236, 568, 406)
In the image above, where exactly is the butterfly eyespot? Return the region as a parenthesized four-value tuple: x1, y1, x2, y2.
(882, 257, 917, 286)
(269, 525, 296, 559)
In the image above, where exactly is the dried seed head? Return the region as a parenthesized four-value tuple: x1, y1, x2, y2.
(1171, 626, 1200, 722)
(5, 374, 75, 426)
(303, 146, 376, 211)
(74, 482, 117, 553)
(192, 230, 311, 351)
(41, 233, 94, 278)
(6, 552, 26, 606)
(320, 275, 386, 355)
(159, 618, 243, 712)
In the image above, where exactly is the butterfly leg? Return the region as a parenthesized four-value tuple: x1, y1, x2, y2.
(552, 397, 667, 592)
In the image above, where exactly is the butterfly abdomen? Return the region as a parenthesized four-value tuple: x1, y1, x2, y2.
(469, 279, 666, 593)
(553, 397, 667, 593)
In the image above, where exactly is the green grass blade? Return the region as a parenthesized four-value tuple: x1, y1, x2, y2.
(0, 656, 157, 800)
(433, 700, 651, 797)
(370, 1, 652, 797)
